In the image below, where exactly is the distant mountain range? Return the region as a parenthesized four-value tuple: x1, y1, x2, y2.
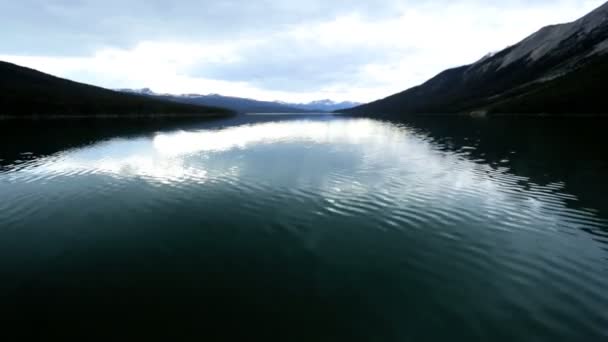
(118, 88, 361, 113)
(343, 2, 608, 116)
(0, 62, 233, 118)
(281, 99, 363, 112)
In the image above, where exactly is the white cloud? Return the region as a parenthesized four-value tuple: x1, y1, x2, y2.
(1, 0, 605, 102)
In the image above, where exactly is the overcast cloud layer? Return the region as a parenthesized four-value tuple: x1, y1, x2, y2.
(1, 0, 605, 102)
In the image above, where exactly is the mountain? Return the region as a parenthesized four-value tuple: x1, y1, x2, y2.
(0, 62, 233, 118)
(116, 87, 157, 96)
(286, 100, 362, 112)
(119, 89, 361, 113)
(343, 2, 608, 116)
(119, 89, 309, 113)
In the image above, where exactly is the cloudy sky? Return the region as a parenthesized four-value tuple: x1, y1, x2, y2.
(1, 0, 604, 102)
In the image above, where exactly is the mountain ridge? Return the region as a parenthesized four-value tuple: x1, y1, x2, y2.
(118, 88, 361, 113)
(0, 61, 234, 118)
(342, 2, 608, 116)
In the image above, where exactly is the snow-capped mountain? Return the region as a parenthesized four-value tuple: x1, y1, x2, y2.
(117, 89, 361, 113)
(116, 88, 159, 96)
(345, 2, 608, 116)
(287, 100, 362, 112)
(116, 90, 305, 113)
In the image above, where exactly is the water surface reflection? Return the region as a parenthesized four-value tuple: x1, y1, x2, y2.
(0, 115, 607, 341)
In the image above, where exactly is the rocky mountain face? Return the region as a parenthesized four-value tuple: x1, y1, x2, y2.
(343, 2, 608, 116)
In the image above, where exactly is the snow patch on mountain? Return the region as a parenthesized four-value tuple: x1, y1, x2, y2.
(117, 87, 158, 96)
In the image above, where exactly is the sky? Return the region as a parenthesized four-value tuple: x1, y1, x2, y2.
(0, 0, 605, 103)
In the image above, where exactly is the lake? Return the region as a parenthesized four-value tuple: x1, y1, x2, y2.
(0, 114, 607, 340)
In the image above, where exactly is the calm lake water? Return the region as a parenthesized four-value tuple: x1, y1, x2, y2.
(1, 114, 607, 340)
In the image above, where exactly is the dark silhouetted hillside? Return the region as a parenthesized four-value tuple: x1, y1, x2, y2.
(0, 61, 233, 118)
(343, 2, 608, 117)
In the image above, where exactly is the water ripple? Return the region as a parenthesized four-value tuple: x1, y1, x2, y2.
(0, 117, 607, 340)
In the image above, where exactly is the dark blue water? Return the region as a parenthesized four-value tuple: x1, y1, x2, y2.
(1, 115, 607, 340)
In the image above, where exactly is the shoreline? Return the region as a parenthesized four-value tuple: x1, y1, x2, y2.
(0, 112, 234, 121)
(338, 112, 608, 118)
